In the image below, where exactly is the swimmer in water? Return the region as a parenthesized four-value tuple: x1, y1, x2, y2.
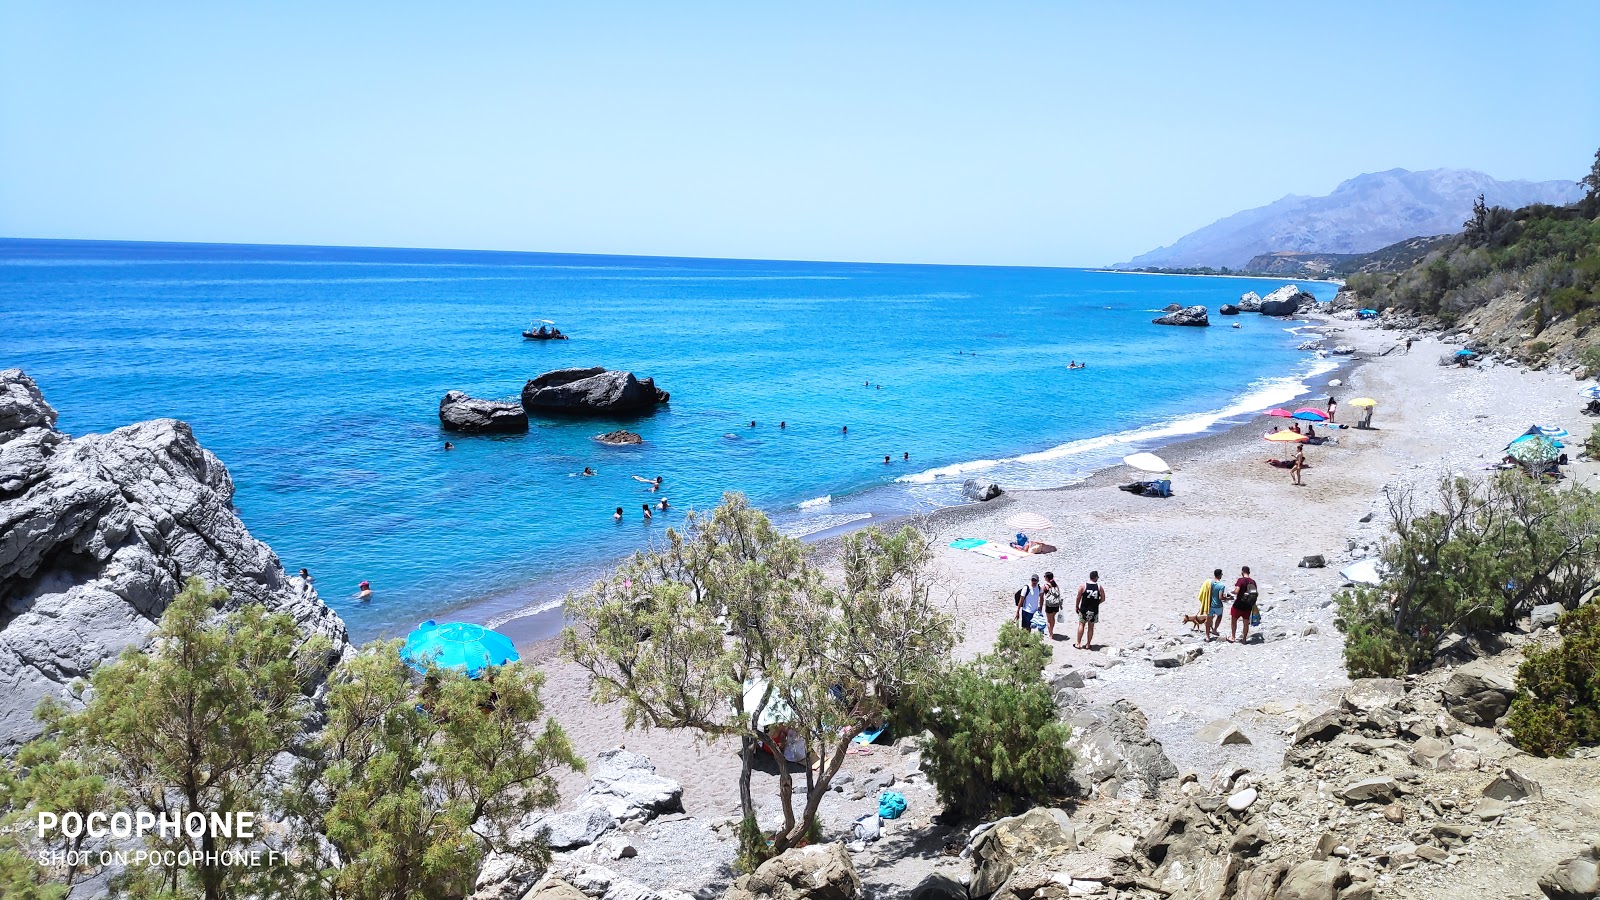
(652, 476, 662, 492)
(779, 421, 786, 429)
(642, 503, 653, 520)
(581, 466, 595, 477)
(884, 455, 891, 464)
(357, 580, 372, 603)
(614, 506, 624, 522)
(841, 425, 848, 434)
(657, 498, 669, 511)
(903, 452, 909, 460)
(443, 441, 454, 450)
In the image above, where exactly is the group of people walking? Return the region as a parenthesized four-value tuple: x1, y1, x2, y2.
(1197, 565, 1260, 643)
(1014, 570, 1106, 650)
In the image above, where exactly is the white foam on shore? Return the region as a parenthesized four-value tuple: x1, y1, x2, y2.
(896, 357, 1339, 489)
(798, 494, 832, 508)
(779, 512, 872, 538)
(484, 597, 565, 631)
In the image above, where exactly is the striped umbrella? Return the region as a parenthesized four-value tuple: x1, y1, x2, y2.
(1506, 436, 1560, 465)
(1532, 424, 1569, 438)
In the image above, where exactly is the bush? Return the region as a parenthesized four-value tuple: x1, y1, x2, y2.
(1579, 345, 1600, 378)
(1585, 425, 1600, 461)
(1506, 603, 1600, 756)
(1334, 474, 1600, 676)
(914, 624, 1074, 818)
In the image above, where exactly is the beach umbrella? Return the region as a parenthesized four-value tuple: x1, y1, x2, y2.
(1264, 431, 1310, 443)
(1348, 398, 1378, 408)
(1340, 558, 1384, 586)
(1508, 433, 1563, 450)
(1123, 452, 1172, 473)
(1007, 512, 1054, 531)
(742, 678, 795, 729)
(1293, 407, 1329, 420)
(1265, 408, 1294, 418)
(1580, 385, 1600, 400)
(1530, 424, 1569, 438)
(1454, 348, 1477, 358)
(1505, 436, 1560, 465)
(401, 620, 519, 678)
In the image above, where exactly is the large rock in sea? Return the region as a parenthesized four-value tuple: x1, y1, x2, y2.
(0, 369, 350, 752)
(1237, 291, 1263, 312)
(521, 367, 669, 416)
(1219, 303, 1240, 315)
(1259, 285, 1312, 317)
(1152, 306, 1210, 327)
(438, 390, 529, 434)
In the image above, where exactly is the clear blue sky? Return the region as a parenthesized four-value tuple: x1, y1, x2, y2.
(2, 2, 1597, 266)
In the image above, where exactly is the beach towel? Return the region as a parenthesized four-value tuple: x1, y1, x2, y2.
(969, 541, 1018, 560)
(878, 791, 907, 820)
(949, 538, 986, 550)
(1196, 580, 1213, 617)
(851, 724, 888, 746)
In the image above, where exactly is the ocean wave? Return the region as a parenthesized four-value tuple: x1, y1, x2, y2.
(896, 357, 1340, 489)
(484, 597, 565, 630)
(798, 494, 832, 508)
(779, 512, 872, 538)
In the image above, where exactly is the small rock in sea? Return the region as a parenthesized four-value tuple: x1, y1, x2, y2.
(595, 430, 644, 445)
(439, 390, 530, 434)
(1153, 305, 1210, 327)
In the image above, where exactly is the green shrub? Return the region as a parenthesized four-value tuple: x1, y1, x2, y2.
(1579, 345, 1600, 378)
(1586, 425, 1600, 461)
(914, 623, 1074, 818)
(1506, 603, 1600, 757)
(1334, 586, 1417, 677)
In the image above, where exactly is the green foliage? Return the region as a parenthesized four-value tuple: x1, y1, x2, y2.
(1578, 345, 1600, 378)
(563, 493, 956, 862)
(1586, 425, 1600, 461)
(1506, 603, 1600, 757)
(1334, 474, 1600, 676)
(0, 578, 331, 899)
(288, 643, 581, 900)
(913, 624, 1074, 818)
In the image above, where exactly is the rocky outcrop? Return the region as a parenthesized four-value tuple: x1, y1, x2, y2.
(1538, 841, 1600, 900)
(522, 368, 669, 417)
(725, 843, 860, 900)
(439, 391, 530, 434)
(0, 369, 349, 751)
(1259, 285, 1313, 317)
(1063, 700, 1178, 800)
(961, 480, 1004, 502)
(1238, 291, 1263, 312)
(595, 430, 643, 446)
(1220, 303, 1241, 315)
(576, 748, 685, 823)
(1441, 661, 1516, 726)
(1152, 306, 1210, 327)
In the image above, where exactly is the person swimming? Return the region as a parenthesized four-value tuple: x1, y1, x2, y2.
(903, 451, 909, 460)
(614, 506, 624, 522)
(884, 455, 891, 464)
(642, 503, 653, 520)
(841, 425, 848, 434)
(749, 420, 757, 427)
(357, 580, 372, 603)
(657, 498, 669, 511)
(581, 466, 595, 476)
(443, 441, 454, 450)
(779, 421, 786, 429)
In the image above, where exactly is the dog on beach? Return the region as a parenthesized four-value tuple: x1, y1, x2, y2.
(1181, 613, 1208, 632)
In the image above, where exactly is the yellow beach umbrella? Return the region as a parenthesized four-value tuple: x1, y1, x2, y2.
(1349, 398, 1377, 407)
(1264, 431, 1310, 443)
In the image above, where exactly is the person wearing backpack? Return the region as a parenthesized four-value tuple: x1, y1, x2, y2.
(1074, 571, 1106, 650)
(1230, 565, 1259, 643)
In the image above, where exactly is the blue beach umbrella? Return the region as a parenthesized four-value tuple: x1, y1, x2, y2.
(1454, 349, 1477, 358)
(1580, 385, 1600, 400)
(401, 620, 519, 677)
(1529, 424, 1569, 439)
(1508, 432, 1563, 450)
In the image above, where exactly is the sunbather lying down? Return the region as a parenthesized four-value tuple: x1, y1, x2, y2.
(1008, 539, 1056, 554)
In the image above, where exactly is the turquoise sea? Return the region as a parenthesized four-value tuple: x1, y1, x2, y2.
(0, 239, 1338, 641)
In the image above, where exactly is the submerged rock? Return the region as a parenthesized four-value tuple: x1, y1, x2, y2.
(1152, 305, 1210, 327)
(439, 390, 529, 434)
(594, 430, 643, 446)
(0, 369, 350, 751)
(521, 367, 669, 416)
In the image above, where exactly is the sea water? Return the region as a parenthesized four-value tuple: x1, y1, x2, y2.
(1, 239, 1338, 640)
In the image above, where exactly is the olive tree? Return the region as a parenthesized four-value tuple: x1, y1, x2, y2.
(562, 493, 955, 864)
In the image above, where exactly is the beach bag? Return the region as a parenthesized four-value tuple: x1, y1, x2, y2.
(1250, 607, 1262, 628)
(1239, 580, 1258, 607)
(852, 813, 881, 842)
(878, 791, 907, 820)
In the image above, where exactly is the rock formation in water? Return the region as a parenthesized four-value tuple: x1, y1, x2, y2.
(0, 369, 350, 751)
(522, 368, 670, 416)
(594, 430, 643, 445)
(1259, 285, 1312, 317)
(439, 390, 530, 434)
(1152, 305, 1210, 327)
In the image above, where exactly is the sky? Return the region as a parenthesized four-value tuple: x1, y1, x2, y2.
(2, 2, 1598, 267)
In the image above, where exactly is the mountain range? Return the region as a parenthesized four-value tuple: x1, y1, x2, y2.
(1114, 168, 1585, 271)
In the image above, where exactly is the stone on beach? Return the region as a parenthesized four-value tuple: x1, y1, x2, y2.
(1196, 720, 1252, 746)
(961, 479, 1004, 501)
(1259, 285, 1312, 317)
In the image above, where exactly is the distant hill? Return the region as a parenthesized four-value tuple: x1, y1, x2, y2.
(1114, 168, 1584, 271)
(1237, 235, 1457, 279)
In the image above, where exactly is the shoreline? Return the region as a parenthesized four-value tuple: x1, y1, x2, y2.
(474, 318, 1353, 646)
(1089, 268, 1346, 286)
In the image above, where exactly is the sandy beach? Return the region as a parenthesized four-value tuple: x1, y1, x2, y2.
(528, 316, 1590, 833)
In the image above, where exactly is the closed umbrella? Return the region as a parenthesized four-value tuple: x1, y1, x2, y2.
(401, 620, 519, 678)
(1006, 512, 1054, 531)
(1265, 431, 1310, 443)
(1123, 452, 1172, 473)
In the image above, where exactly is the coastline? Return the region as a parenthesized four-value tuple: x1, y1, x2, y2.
(523, 314, 1593, 837)
(1087, 269, 1346, 286)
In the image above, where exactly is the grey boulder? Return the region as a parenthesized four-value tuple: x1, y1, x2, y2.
(522, 805, 617, 850)
(577, 748, 684, 823)
(961, 480, 1004, 502)
(1065, 699, 1178, 800)
(1153, 305, 1210, 327)
(0, 369, 350, 752)
(1219, 303, 1241, 315)
(1539, 843, 1600, 900)
(521, 367, 669, 416)
(1442, 662, 1516, 726)
(1531, 602, 1565, 628)
(439, 390, 529, 434)
(1237, 291, 1263, 312)
(725, 843, 859, 900)
(1259, 285, 1312, 317)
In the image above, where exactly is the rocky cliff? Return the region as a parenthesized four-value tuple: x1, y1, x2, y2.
(0, 369, 350, 751)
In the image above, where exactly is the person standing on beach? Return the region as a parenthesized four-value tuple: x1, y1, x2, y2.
(1327, 396, 1337, 422)
(1291, 447, 1306, 486)
(1074, 571, 1104, 650)
(1230, 566, 1258, 643)
(1016, 575, 1043, 632)
(1042, 572, 1063, 640)
(1406, 337, 1414, 354)
(1201, 569, 1228, 640)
